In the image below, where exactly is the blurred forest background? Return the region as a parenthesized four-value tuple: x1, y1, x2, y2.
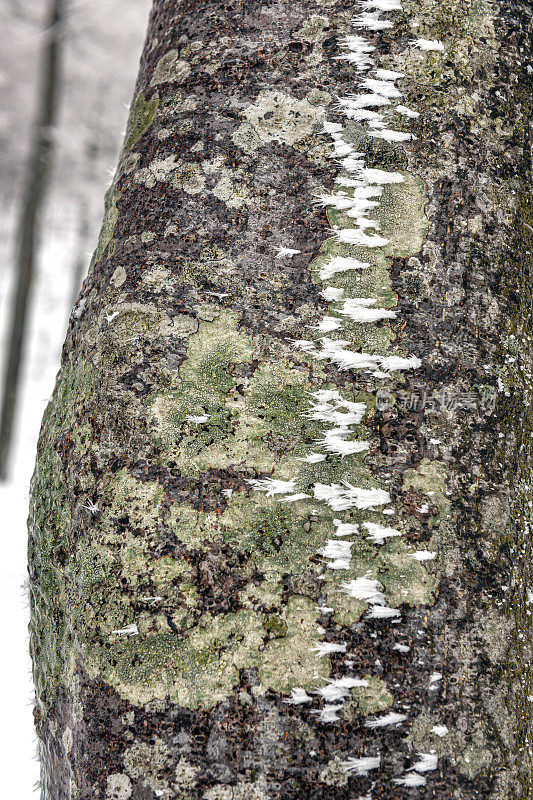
(0, 0, 150, 791)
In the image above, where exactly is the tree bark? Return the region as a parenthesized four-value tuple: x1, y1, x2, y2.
(0, 0, 65, 479)
(29, 1, 533, 799)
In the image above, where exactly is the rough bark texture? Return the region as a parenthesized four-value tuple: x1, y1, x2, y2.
(29, 1, 533, 798)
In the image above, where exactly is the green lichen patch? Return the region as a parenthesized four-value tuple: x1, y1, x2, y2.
(341, 675, 394, 719)
(168, 487, 335, 579)
(29, 446, 76, 705)
(90, 186, 120, 270)
(65, 469, 201, 644)
(29, 359, 98, 705)
(100, 303, 197, 345)
(179, 311, 255, 391)
(323, 172, 428, 267)
(238, 360, 326, 463)
(74, 533, 198, 643)
(77, 474, 333, 708)
(148, 314, 334, 474)
(324, 585, 367, 627)
(325, 536, 437, 625)
(295, 447, 376, 492)
(147, 312, 256, 471)
(246, 361, 312, 427)
(309, 230, 396, 309)
(220, 491, 334, 577)
(42, 359, 97, 437)
(381, 0, 499, 142)
(379, 541, 437, 608)
(86, 609, 265, 708)
(149, 387, 233, 464)
(308, 241, 395, 356)
(408, 711, 493, 781)
(86, 597, 329, 709)
(257, 595, 330, 692)
(402, 0, 497, 83)
(168, 503, 215, 548)
(375, 173, 430, 259)
(74, 539, 116, 597)
(90, 473, 193, 582)
(102, 469, 164, 532)
(238, 576, 285, 612)
(309, 169, 429, 357)
(294, 14, 330, 43)
(124, 92, 159, 151)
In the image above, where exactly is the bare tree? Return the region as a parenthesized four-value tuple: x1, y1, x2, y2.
(0, 0, 65, 478)
(29, 1, 533, 799)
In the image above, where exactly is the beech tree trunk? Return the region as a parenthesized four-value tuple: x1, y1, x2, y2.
(29, 1, 533, 799)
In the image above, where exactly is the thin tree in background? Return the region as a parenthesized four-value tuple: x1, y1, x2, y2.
(29, 1, 533, 798)
(69, 129, 103, 310)
(0, 0, 65, 479)
(69, 200, 90, 309)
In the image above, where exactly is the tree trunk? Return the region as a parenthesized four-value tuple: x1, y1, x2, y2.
(28, 1, 533, 798)
(0, 0, 65, 479)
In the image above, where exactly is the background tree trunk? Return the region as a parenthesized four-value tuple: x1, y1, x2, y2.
(0, 0, 65, 479)
(29, 1, 533, 799)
